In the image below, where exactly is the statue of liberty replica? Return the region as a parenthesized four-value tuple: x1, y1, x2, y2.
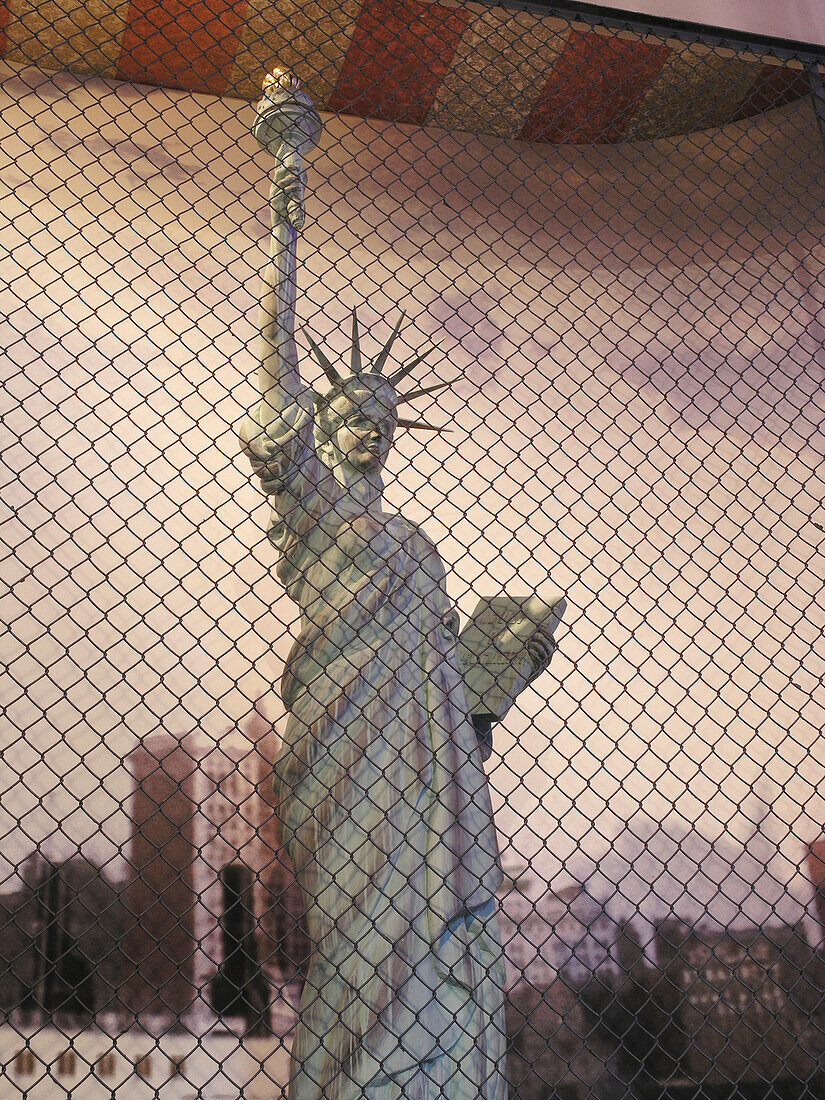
(240, 70, 561, 1100)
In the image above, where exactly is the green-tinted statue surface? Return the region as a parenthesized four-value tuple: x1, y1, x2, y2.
(240, 71, 559, 1100)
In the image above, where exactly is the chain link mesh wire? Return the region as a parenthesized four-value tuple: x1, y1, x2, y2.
(1, 1, 825, 1097)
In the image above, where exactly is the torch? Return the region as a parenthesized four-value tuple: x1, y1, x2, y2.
(253, 68, 323, 230)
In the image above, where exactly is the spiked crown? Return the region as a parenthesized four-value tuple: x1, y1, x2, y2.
(307, 311, 452, 432)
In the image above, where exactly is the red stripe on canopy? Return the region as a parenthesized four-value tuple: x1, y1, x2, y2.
(0, 2, 9, 55)
(735, 63, 812, 120)
(118, 0, 249, 95)
(521, 28, 671, 144)
(329, 0, 471, 125)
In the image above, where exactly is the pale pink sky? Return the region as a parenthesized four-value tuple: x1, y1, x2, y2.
(1, 62, 824, 925)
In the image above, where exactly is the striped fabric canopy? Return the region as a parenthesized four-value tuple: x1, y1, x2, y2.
(0, 0, 810, 142)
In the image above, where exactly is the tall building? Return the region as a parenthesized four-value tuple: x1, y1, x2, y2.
(121, 720, 307, 1030)
(806, 839, 825, 938)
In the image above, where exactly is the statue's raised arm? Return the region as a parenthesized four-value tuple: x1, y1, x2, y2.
(252, 70, 322, 424)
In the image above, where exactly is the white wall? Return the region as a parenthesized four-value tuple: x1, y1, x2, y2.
(1, 61, 824, 918)
(588, 0, 825, 47)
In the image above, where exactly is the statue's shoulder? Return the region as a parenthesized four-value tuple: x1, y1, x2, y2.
(387, 512, 442, 557)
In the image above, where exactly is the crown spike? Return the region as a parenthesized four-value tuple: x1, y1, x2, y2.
(371, 312, 405, 375)
(387, 343, 439, 388)
(397, 417, 452, 432)
(397, 379, 452, 405)
(350, 309, 363, 374)
(304, 328, 344, 385)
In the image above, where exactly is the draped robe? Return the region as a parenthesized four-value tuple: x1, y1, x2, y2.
(242, 401, 507, 1100)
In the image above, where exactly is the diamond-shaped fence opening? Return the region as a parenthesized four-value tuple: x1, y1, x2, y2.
(1, 2, 825, 1099)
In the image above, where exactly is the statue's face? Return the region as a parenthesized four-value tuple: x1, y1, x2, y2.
(330, 389, 396, 473)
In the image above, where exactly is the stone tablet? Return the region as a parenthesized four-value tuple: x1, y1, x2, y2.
(458, 590, 566, 723)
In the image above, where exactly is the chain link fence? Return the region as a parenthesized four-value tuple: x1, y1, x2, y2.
(2, 1, 825, 1098)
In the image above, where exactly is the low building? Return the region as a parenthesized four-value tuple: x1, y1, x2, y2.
(0, 855, 129, 1020)
(655, 919, 825, 1092)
